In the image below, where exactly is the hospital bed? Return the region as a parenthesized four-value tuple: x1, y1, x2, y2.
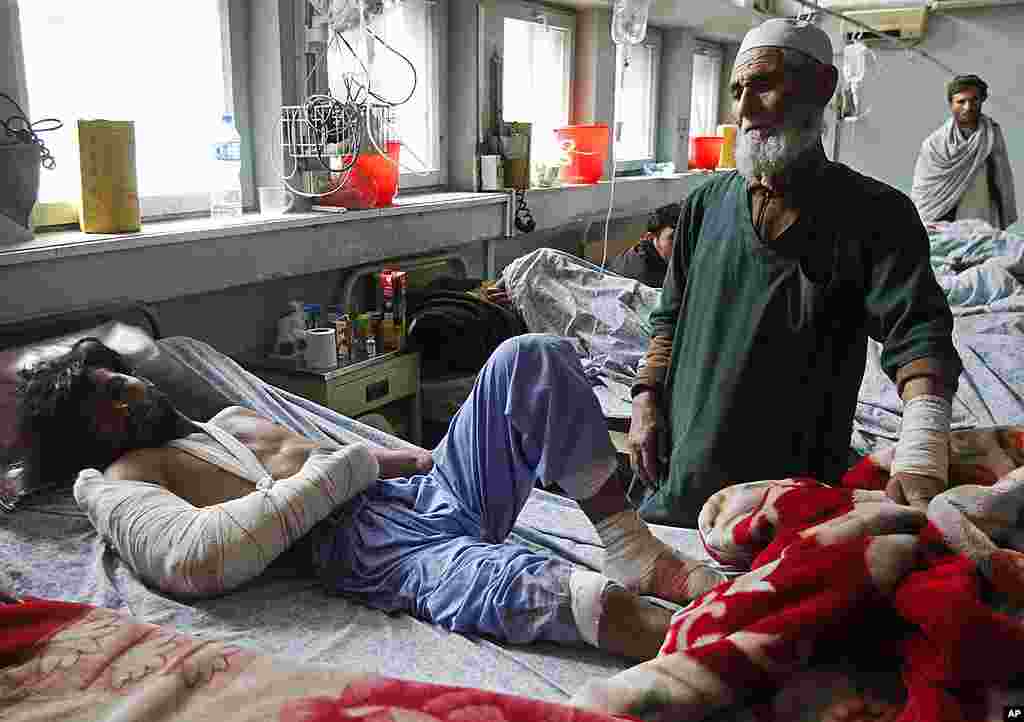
(0, 301, 714, 720)
(4, 300, 1022, 722)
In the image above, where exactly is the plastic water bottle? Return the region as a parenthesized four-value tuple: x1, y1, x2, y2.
(210, 113, 243, 219)
(611, 0, 651, 45)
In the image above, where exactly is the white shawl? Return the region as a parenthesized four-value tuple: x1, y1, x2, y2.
(911, 115, 1017, 228)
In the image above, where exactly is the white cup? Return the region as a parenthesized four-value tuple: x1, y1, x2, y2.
(304, 327, 338, 369)
(258, 186, 292, 215)
(480, 155, 504, 191)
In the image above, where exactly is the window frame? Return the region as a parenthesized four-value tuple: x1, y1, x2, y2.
(18, 0, 254, 230)
(613, 26, 662, 173)
(298, 0, 448, 191)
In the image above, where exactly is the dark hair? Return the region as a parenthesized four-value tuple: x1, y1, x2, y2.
(647, 203, 682, 235)
(947, 74, 988, 103)
(14, 338, 133, 493)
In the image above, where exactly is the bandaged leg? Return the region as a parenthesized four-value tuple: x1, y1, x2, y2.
(596, 509, 726, 604)
(74, 444, 378, 598)
(928, 468, 1024, 603)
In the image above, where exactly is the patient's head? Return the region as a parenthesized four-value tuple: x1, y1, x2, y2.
(15, 338, 182, 490)
(643, 203, 682, 261)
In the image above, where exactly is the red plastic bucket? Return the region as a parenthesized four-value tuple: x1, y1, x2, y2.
(554, 124, 609, 184)
(690, 136, 724, 170)
(323, 141, 401, 208)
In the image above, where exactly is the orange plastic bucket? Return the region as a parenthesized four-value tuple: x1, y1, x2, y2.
(690, 136, 724, 171)
(323, 141, 401, 208)
(554, 124, 609, 184)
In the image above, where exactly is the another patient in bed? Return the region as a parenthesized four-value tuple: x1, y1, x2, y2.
(15, 333, 728, 661)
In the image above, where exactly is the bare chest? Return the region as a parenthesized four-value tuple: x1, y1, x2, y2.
(162, 411, 321, 507)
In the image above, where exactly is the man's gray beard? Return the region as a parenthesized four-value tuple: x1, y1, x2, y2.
(735, 110, 825, 182)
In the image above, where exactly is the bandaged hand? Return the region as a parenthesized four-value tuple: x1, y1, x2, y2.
(889, 394, 951, 509)
(74, 444, 379, 598)
(886, 471, 946, 510)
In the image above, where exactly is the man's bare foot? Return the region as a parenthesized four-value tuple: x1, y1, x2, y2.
(989, 548, 1024, 605)
(820, 695, 902, 722)
(598, 586, 673, 660)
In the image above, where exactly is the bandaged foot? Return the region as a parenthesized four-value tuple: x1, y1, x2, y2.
(570, 569, 673, 659)
(597, 510, 725, 604)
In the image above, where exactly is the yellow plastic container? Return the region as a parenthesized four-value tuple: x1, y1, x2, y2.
(76, 120, 141, 233)
(717, 124, 738, 169)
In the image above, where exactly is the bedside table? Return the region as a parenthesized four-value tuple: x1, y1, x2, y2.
(236, 349, 422, 445)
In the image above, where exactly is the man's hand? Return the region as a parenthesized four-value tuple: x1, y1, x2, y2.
(885, 471, 945, 510)
(482, 283, 512, 307)
(373, 447, 435, 479)
(628, 391, 668, 483)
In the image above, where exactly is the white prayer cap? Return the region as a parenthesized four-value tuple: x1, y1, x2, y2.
(737, 18, 833, 66)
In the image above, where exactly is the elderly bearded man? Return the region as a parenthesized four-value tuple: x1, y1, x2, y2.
(627, 18, 962, 527)
(912, 74, 1017, 229)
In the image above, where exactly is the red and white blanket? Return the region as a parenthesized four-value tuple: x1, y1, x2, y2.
(574, 427, 1024, 722)
(0, 598, 634, 722)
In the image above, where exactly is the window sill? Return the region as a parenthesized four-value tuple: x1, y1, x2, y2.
(1, 191, 509, 268)
(517, 170, 729, 234)
(527, 170, 723, 192)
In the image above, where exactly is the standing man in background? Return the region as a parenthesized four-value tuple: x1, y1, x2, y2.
(628, 18, 962, 527)
(912, 74, 1017, 228)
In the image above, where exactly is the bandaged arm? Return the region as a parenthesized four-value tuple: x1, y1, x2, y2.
(73, 444, 379, 598)
(890, 360, 954, 499)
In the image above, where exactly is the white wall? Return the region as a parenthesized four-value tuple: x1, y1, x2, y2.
(822, 5, 1024, 217)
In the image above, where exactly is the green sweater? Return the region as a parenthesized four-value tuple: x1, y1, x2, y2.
(641, 164, 961, 527)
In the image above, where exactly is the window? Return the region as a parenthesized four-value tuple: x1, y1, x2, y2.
(17, 0, 244, 227)
(613, 29, 661, 169)
(323, 0, 445, 188)
(501, 8, 574, 166)
(690, 41, 723, 137)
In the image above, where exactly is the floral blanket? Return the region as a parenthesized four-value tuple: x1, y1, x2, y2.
(573, 426, 1024, 722)
(0, 597, 633, 722)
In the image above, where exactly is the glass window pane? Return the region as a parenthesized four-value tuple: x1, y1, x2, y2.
(326, 0, 437, 171)
(690, 50, 722, 137)
(615, 43, 654, 161)
(18, 0, 227, 203)
(502, 18, 570, 163)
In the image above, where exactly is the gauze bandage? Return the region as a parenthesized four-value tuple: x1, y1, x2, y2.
(891, 394, 952, 483)
(597, 510, 725, 600)
(74, 444, 378, 598)
(569, 569, 614, 648)
(597, 510, 668, 594)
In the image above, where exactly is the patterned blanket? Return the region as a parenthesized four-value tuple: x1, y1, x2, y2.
(573, 427, 1024, 722)
(0, 598, 633, 722)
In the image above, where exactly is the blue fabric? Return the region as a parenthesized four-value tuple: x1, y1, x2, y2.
(313, 334, 618, 645)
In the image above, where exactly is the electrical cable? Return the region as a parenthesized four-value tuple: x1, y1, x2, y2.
(0, 92, 63, 170)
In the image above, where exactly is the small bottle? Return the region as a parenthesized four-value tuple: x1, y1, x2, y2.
(366, 335, 377, 359)
(210, 113, 243, 219)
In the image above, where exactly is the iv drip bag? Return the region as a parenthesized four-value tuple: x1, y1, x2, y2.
(611, 0, 651, 45)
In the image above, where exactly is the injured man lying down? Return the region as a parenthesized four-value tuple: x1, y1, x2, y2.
(15, 333, 724, 660)
(15, 334, 1024, 721)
